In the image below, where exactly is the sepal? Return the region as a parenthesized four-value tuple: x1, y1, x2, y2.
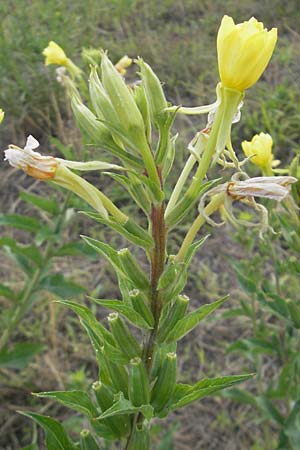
(129, 357, 150, 406)
(108, 313, 141, 359)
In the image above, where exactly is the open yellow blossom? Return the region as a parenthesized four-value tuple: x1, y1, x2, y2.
(242, 132, 273, 170)
(217, 15, 277, 92)
(43, 41, 68, 66)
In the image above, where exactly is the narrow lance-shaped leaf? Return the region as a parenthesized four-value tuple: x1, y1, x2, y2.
(165, 296, 228, 343)
(97, 392, 153, 421)
(33, 390, 98, 418)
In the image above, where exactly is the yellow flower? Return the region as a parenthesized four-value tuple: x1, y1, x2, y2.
(115, 55, 132, 76)
(0, 109, 4, 124)
(217, 15, 277, 92)
(242, 132, 273, 169)
(43, 41, 68, 66)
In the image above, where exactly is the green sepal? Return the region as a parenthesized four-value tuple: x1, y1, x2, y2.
(127, 422, 150, 450)
(33, 390, 98, 418)
(118, 248, 150, 290)
(80, 429, 101, 450)
(158, 295, 189, 342)
(129, 357, 150, 406)
(97, 392, 153, 421)
(169, 374, 254, 411)
(81, 218, 153, 249)
(90, 298, 152, 330)
(108, 313, 141, 359)
(129, 290, 154, 328)
(89, 66, 120, 125)
(19, 412, 76, 450)
(162, 133, 177, 179)
(165, 296, 228, 343)
(151, 352, 177, 413)
(183, 235, 210, 265)
(155, 110, 178, 168)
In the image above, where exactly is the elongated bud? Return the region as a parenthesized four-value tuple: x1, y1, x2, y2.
(287, 300, 300, 329)
(108, 313, 141, 359)
(89, 67, 120, 125)
(128, 423, 150, 450)
(129, 357, 150, 406)
(115, 55, 132, 75)
(151, 352, 177, 412)
(137, 58, 168, 128)
(100, 347, 129, 395)
(133, 84, 152, 143)
(158, 295, 189, 342)
(92, 381, 130, 438)
(129, 290, 154, 328)
(101, 53, 146, 141)
(80, 429, 101, 450)
(0, 109, 4, 125)
(118, 249, 149, 290)
(71, 95, 115, 148)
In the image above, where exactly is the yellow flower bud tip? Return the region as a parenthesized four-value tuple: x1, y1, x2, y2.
(42, 41, 68, 66)
(0, 109, 4, 124)
(4, 136, 58, 180)
(115, 55, 133, 76)
(217, 15, 277, 92)
(242, 132, 273, 168)
(227, 176, 297, 201)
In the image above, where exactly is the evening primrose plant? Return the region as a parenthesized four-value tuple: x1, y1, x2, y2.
(3, 15, 296, 450)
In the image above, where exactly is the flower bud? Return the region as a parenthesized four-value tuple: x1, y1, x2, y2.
(128, 424, 150, 450)
(242, 132, 273, 171)
(0, 109, 4, 125)
(99, 347, 129, 395)
(118, 248, 149, 291)
(115, 55, 132, 76)
(128, 357, 150, 406)
(108, 313, 141, 359)
(129, 290, 154, 328)
(158, 295, 189, 342)
(92, 381, 130, 438)
(217, 16, 277, 92)
(151, 352, 177, 413)
(89, 66, 120, 125)
(80, 429, 101, 450)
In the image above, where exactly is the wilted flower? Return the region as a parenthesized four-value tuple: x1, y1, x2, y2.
(227, 176, 297, 202)
(217, 15, 277, 92)
(3, 136, 127, 221)
(242, 133, 274, 170)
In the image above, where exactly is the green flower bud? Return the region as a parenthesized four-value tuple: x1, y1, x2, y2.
(151, 352, 177, 412)
(128, 423, 150, 450)
(137, 58, 168, 128)
(128, 357, 150, 406)
(108, 313, 141, 359)
(130, 290, 154, 328)
(80, 429, 101, 450)
(118, 248, 149, 291)
(158, 295, 189, 342)
(92, 381, 130, 438)
(133, 83, 152, 143)
(100, 347, 129, 395)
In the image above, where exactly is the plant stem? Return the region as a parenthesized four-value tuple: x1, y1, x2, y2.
(175, 192, 225, 262)
(124, 201, 166, 450)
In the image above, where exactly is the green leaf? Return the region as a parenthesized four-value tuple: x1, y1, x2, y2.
(0, 343, 44, 369)
(222, 388, 258, 408)
(165, 296, 228, 342)
(256, 396, 285, 425)
(170, 374, 254, 410)
(20, 191, 59, 215)
(54, 242, 98, 258)
(184, 235, 210, 266)
(57, 300, 115, 347)
(97, 392, 153, 421)
(81, 215, 153, 249)
(278, 401, 300, 450)
(90, 298, 152, 330)
(234, 267, 257, 295)
(0, 214, 41, 232)
(39, 274, 86, 298)
(34, 391, 98, 418)
(19, 412, 76, 450)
